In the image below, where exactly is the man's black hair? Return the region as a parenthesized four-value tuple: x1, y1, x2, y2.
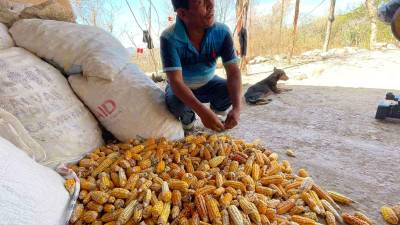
(172, 0, 189, 11)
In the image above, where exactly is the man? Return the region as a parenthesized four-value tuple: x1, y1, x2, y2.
(160, 0, 242, 132)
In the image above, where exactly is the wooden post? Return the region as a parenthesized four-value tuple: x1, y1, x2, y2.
(279, 0, 285, 53)
(289, 0, 300, 63)
(366, 0, 378, 49)
(323, 0, 336, 52)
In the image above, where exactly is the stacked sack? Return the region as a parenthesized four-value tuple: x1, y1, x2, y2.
(10, 19, 184, 142)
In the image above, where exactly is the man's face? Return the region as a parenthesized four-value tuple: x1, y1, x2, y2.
(180, 0, 215, 29)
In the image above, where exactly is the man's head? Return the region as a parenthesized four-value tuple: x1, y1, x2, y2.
(172, 0, 215, 30)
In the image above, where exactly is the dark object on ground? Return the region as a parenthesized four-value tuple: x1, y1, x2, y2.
(244, 67, 291, 105)
(375, 92, 400, 120)
(239, 28, 247, 57)
(391, 8, 400, 41)
(151, 73, 165, 83)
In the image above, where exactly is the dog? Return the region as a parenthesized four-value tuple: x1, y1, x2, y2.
(245, 67, 291, 105)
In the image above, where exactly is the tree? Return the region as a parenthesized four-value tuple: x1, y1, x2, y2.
(216, 0, 234, 23)
(323, 0, 336, 52)
(289, 0, 300, 63)
(366, 0, 378, 49)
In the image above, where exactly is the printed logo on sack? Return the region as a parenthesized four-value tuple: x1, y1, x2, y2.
(96, 100, 117, 119)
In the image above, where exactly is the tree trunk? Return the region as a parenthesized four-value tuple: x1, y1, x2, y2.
(289, 0, 300, 63)
(323, 0, 336, 52)
(279, 0, 285, 53)
(366, 0, 378, 49)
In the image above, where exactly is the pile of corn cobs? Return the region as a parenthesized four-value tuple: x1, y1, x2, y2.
(65, 134, 370, 225)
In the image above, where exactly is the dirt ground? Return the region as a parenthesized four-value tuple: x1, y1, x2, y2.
(224, 85, 399, 224)
(201, 49, 400, 223)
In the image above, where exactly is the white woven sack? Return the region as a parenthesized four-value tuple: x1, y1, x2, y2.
(0, 137, 70, 225)
(9, 19, 130, 81)
(69, 64, 184, 141)
(0, 22, 14, 50)
(0, 47, 103, 168)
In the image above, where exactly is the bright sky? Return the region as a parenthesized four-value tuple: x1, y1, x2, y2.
(110, 0, 366, 48)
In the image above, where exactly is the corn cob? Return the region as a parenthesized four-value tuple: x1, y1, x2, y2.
(82, 211, 99, 223)
(92, 152, 120, 177)
(117, 167, 127, 187)
(304, 212, 319, 222)
(238, 196, 262, 224)
(209, 156, 226, 168)
(342, 213, 370, 225)
(354, 212, 373, 225)
(161, 181, 172, 203)
(260, 175, 284, 185)
(312, 184, 340, 210)
(229, 161, 239, 172)
(381, 206, 399, 225)
(103, 204, 115, 213)
(143, 189, 152, 207)
(169, 180, 189, 191)
(110, 188, 130, 199)
(125, 174, 139, 191)
(116, 200, 137, 225)
(215, 173, 224, 188)
(321, 200, 343, 224)
(196, 185, 217, 196)
(172, 190, 182, 206)
(223, 181, 246, 192)
(214, 187, 225, 197)
(255, 185, 276, 196)
(298, 168, 309, 177)
(114, 199, 125, 209)
(87, 201, 104, 213)
(228, 205, 244, 225)
(289, 205, 305, 215)
(70, 204, 84, 223)
(222, 209, 230, 225)
(205, 195, 222, 224)
(91, 191, 109, 205)
(291, 215, 317, 225)
(301, 192, 321, 215)
(393, 205, 400, 218)
(64, 178, 75, 195)
(133, 205, 143, 223)
(195, 194, 209, 222)
(220, 193, 233, 207)
(328, 191, 354, 205)
(277, 200, 296, 215)
(325, 211, 336, 225)
(252, 163, 261, 181)
(151, 200, 164, 218)
(81, 179, 97, 191)
(158, 202, 171, 225)
(171, 205, 180, 219)
(310, 190, 325, 215)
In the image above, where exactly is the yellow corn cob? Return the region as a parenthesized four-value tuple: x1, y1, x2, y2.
(169, 180, 189, 191)
(138, 179, 152, 192)
(223, 180, 246, 192)
(304, 212, 318, 222)
(260, 175, 284, 185)
(321, 199, 343, 224)
(80, 179, 96, 191)
(133, 205, 143, 223)
(255, 151, 265, 166)
(156, 160, 166, 174)
(116, 200, 137, 225)
(143, 205, 153, 219)
(255, 199, 269, 214)
(195, 194, 209, 222)
(196, 185, 217, 196)
(221, 209, 230, 225)
(381, 206, 399, 225)
(117, 168, 127, 188)
(325, 211, 336, 225)
(286, 181, 302, 191)
(252, 163, 261, 181)
(111, 172, 120, 187)
(172, 190, 182, 206)
(301, 192, 321, 215)
(82, 211, 99, 223)
(354, 212, 373, 225)
(310, 190, 325, 215)
(99, 173, 113, 191)
(143, 189, 152, 207)
(90, 191, 109, 205)
(152, 200, 164, 218)
(298, 168, 309, 177)
(114, 199, 125, 209)
(229, 161, 239, 172)
(220, 193, 233, 207)
(213, 187, 225, 197)
(342, 213, 370, 225)
(327, 191, 354, 205)
(291, 215, 317, 225)
(203, 148, 212, 160)
(79, 158, 97, 168)
(92, 152, 120, 177)
(70, 204, 84, 223)
(110, 188, 130, 199)
(104, 204, 115, 213)
(227, 205, 244, 225)
(209, 156, 226, 168)
(265, 208, 277, 222)
(244, 156, 255, 175)
(277, 200, 296, 215)
(255, 185, 276, 196)
(139, 158, 152, 169)
(393, 205, 400, 218)
(87, 201, 104, 212)
(64, 178, 75, 195)
(125, 174, 139, 191)
(312, 184, 340, 210)
(215, 173, 224, 188)
(241, 175, 255, 189)
(158, 202, 171, 225)
(161, 181, 172, 203)
(206, 195, 222, 224)
(289, 205, 305, 215)
(185, 159, 195, 173)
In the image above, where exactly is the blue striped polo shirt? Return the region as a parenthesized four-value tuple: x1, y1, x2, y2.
(160, 18, 238, 89)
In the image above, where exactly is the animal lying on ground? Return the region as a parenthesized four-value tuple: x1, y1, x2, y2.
(244, 67, 291, 105)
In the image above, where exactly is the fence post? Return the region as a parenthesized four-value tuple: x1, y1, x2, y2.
(323, 0, 336, 52)
(289, 0, 300, 63)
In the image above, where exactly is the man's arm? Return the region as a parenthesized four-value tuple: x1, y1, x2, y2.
(167, 71, 225, 132)
(224, 63, 242, 129)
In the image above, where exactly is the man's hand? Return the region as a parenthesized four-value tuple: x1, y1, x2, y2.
(224, 108, 240, 130)
(198, 108, 225, 132)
